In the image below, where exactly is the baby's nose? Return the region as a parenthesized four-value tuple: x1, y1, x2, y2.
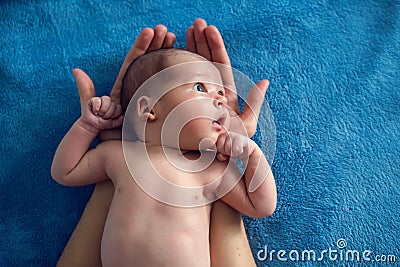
(211, 90, 227, 108)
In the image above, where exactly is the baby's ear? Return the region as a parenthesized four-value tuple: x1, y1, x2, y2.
(136, 96, 156, 122)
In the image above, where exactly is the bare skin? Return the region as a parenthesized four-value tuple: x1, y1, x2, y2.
(55, 19, 271, 266)
(56, 180, 113, 267)
(52, 51, 276, 266)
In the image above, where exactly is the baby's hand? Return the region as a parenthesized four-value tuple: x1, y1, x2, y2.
(79, 96, 123, 133)
(216, 132, 256, 161)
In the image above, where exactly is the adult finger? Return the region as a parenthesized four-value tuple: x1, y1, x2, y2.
(186, 26, 196, 53)
(73, 69, 96, 107)
(214, 62, 238, 113)
(125, 27, 155, 62)
(224, 86, 240, 114)
(205, 26, 238, 112)
(162, 32, 176, 48)
(148, 24, 168, 51)
(193, 18, 211, 60)
(110, 27, 155, 103)
(204, 25, 231, 66)
(240, 80, 269, 137)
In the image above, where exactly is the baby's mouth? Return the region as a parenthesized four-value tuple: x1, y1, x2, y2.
(213, 113, 227, 129)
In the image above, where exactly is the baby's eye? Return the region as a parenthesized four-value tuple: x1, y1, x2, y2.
(193, 83, 206, 93)
(218, 90, 224, 96)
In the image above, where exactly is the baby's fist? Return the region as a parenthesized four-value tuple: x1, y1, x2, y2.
(216, 132, 255, 160)
(80, 96, 123, 133)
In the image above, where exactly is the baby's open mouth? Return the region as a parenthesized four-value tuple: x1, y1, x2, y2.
(213, 114, 227, 128)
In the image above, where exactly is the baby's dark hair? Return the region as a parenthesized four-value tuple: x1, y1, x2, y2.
(121, 48, 206, 111)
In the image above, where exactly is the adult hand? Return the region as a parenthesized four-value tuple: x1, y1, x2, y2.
(74, 25, 176, 109)
(72, 25, 176, 140)
(186, 18, 269, 138)
(110, 25, 176, 104)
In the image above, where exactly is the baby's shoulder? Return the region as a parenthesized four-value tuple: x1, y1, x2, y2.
(96, 139, 123, 150)
(96, 140, 124, 160)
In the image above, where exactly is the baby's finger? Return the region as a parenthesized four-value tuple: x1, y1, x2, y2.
(98, 96, 111, 116)
(232, 137, 244, 157)
(102, 102, 117, 119)
(109, 115, 124, 129)
(111, 104, 123, 119)
(224, 134, 232, 156)
(98, 114, 123, 130)
(90, 97, 102, 115)
(217, 152, 229, 161)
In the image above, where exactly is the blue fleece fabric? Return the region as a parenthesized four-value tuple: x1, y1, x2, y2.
(1, 1, 399, 266)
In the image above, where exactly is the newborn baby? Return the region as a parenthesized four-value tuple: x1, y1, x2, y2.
(51, 48, 276, 266)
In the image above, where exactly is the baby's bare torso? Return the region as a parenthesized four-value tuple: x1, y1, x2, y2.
(101, 141, 227, 267)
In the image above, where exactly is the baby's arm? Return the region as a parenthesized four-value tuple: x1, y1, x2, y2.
(51, 96, 123, 186)
(217, 132, 277, 218)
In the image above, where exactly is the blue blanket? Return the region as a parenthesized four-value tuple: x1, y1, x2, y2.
(1, 0, 399, 266)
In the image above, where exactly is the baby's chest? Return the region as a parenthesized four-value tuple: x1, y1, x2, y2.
(160, 163, 227, 205)
(116, 147, 229, 206)
(114, 162, 224, 208)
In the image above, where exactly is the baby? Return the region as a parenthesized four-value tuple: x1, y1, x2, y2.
(51, 48, 276, 266)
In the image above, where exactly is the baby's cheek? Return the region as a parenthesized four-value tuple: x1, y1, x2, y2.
(180, 119, 217, 148)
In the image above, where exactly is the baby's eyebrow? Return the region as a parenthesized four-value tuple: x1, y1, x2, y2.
(137, 61, 224, 99)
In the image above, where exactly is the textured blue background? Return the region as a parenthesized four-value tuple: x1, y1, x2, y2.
(1, 0, 399, 266)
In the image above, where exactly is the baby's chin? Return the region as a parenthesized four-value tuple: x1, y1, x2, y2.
(175, 138, 217, 152)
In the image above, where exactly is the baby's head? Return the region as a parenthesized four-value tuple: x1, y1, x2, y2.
(121, 48, 230, 150)
(121, 48, 207, 112)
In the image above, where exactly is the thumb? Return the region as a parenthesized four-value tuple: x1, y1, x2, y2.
(240, 79, 269, 137)
(217, 152, 229, 161)
(72, 68, 96, 106)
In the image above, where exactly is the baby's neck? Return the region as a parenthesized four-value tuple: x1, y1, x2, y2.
(142, 142, 189, 154)
(142, 142, 205, 162)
